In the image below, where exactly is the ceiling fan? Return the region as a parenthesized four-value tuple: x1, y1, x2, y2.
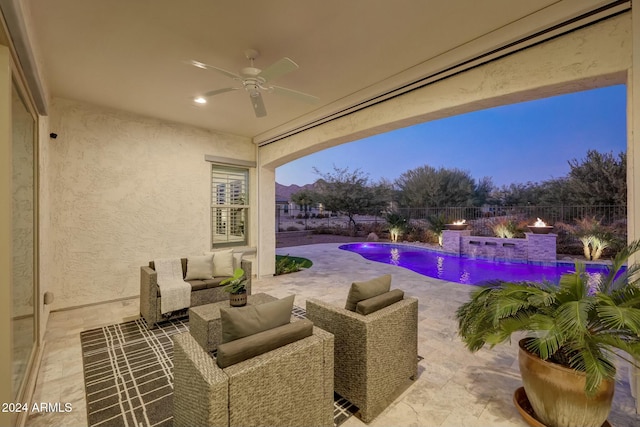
(191, 49, 318, 118)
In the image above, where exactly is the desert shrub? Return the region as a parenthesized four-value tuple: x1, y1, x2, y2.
(386, 212, 408, 242)
(424, 230, 441, 244)
(555, 217, 622, 260)
(312, 225, 342, 235)
(489, 218, 524, 238)
(360, 221, 385, 235)
(425, 213, 449, 246)
(405, 224, 426, 242)
(275, 255, 302, 276)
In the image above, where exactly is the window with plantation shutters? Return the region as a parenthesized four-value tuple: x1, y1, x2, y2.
(211, 164, 248, 246)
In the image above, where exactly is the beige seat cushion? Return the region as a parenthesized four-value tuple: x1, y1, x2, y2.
(202, 277, 228, 289)
(355, 289, 405, 315)
(220, 294, 295, 343)
(345, 274, 392, 311)
(185, 280, 207, 292)
(216, 320, 313, 368)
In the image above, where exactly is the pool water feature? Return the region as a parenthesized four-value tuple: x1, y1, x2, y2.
(339, 243, 617, 285)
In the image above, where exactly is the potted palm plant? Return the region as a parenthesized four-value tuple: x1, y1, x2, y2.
(456, 240, 640, 427)
(221, 268, 248, 307)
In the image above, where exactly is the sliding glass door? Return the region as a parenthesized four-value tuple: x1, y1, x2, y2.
(11, 77, 36, 400)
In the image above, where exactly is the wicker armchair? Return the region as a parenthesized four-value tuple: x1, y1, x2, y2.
(306, 296, 418, 423)
(172, 326, 334, 427)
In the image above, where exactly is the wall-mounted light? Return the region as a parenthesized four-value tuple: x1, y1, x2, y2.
(194, 97, 207, 104)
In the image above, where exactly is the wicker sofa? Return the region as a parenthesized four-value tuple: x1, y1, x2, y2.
(172, 326, 334, 427)
(139, 256, 252, 329)
(306, 296, 418, 423)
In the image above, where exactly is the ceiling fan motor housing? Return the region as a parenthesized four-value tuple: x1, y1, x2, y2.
(241, 66, 261, 77)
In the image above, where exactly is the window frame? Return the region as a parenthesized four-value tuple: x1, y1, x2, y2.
(209, 161, 251, 248)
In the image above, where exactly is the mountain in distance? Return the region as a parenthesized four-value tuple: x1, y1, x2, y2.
(276, 182, 317, 201)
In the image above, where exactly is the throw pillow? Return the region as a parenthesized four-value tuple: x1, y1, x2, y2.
(184, 254, 214, 280)
(212, 249, 234, 277)
(345, 274, 392, 311)
(216, 320, 313, 368)
(204, 250, 243, 272)
(355, 289, 405, 315)
(220, 294, 295, 343)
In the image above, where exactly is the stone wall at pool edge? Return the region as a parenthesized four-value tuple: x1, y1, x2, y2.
(442, 230, 556, 263)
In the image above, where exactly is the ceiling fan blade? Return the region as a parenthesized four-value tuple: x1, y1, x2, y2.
(258, 57, 298, 82)
(271, 85, 319, 104)
(204, 87, 240, 97)
(250, 92, 267, 118)
(190, 60, 241, 80)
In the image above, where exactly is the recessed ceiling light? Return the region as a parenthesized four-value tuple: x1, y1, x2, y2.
(194, 97, 207, 104)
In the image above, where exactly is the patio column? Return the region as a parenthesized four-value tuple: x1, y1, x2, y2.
(256, 164, 276, 277)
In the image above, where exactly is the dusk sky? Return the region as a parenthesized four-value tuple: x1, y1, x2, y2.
(275, 84, 627, 188)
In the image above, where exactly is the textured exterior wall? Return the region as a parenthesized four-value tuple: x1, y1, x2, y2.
(442, 230, 470, 254)
(47, 98, 253, 309)
(461, 236, 530, 261)
(39, 114, 51, 340)
(525, 233, 558, 262)
(443, 230, 555, 262)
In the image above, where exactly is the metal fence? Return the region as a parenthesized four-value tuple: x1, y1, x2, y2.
(276, 205, 627, 236)
(396, 205, 627, 237)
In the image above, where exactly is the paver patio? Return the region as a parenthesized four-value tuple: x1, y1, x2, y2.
(28, 242, 640, 427)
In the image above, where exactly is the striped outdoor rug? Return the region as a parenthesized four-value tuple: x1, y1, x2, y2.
(81, 308, 357, 427)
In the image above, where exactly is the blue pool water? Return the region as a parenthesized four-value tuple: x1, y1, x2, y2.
(339, 243, 617, 285)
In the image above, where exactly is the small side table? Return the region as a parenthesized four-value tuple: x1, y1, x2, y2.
(189, 292, 277, 352)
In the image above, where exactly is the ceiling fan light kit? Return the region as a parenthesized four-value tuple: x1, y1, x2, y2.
(192, 49, 318, 117)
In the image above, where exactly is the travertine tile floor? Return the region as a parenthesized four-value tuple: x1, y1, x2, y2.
(27, 243, 640, 427)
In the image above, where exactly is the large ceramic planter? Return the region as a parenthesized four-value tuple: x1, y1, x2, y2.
(518, 339, 614, 427)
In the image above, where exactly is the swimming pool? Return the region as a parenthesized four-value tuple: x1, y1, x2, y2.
(339, 243, 616, 285)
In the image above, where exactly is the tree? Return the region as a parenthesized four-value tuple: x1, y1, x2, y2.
(566, 150, 626, 205)
(395, 165, 487, 208)
(313, 166, 391, 231)
(472, 176, 494, 206)
(535, 178, 574, 206)
(490, 182, 542, 206)
(290, 189, 317, 215)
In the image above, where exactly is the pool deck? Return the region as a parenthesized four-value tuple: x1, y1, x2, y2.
(28, 242, 639, 427)
(257, 242, 640, 427)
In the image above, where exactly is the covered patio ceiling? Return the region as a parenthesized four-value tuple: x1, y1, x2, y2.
(22, 0, 627, 143)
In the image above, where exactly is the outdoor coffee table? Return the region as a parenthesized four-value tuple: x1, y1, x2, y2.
(189, 292, 277, 352)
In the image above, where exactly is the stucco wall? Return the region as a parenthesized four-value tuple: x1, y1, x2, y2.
(47, 98, 254, 309)
(39, 114, 52, 340)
